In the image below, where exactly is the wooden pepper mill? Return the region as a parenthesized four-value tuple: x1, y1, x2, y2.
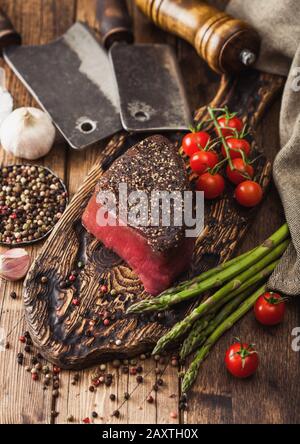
(0, 8, 21, 54)
(135, 0, 260, 74)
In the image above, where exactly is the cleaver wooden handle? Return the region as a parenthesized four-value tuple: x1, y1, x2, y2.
(0, 8, 21, 55)
(98, 0, 134, 49)
(135, 0, 260, 74)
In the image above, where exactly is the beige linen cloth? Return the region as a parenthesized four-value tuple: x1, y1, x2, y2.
(209, 0, 300, 295)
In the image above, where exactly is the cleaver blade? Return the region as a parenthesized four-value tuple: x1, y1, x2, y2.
(110, 43, 192, 132)
(98, 0, 192, 133)
(4, 22, 122, 150)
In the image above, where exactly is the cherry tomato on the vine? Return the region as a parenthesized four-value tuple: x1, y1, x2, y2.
(225, 341, 259, 378)
(235, 180, 263, 207)
(254, 292, 286, 326)
(190, 150, 218, 175)
(182, 131, 211, 157)
(221, 138, 251, 160)
(196, 172, 225, 199)
(226, 158, 254, 185)
(216, 115, 244, 138)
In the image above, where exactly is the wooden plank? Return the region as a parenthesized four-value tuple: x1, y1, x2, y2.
(0, 0, 75, 424)
(54, 0, 122, 425)
(53, 0, 122, 425)
(229, 100, 300, 424)
(56, 1, 159, 425)
(177, 33, 234, 426)
(1, 0, 299, 426)
(185, 98, 300, 424)
(20, 0, 281, 426)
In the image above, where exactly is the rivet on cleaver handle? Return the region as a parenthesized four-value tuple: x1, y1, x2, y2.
(4, 22, 122, 150)
(98, 0, 192, 132)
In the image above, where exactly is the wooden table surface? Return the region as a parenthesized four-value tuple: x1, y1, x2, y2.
(0, 0, 299, 425)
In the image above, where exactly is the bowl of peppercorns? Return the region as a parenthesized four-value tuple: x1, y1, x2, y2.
(0, 164, 68, 246)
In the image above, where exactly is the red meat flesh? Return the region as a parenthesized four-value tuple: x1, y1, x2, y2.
(82, 193, 194, 295)
(82, 135, 195, 296)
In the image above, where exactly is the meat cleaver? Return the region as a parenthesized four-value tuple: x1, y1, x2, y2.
(3, 22, 122, 150)
(98, 0, 192, 132)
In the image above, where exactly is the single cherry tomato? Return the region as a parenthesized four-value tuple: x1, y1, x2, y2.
(226, 158, 254, 185)
(190, 150, 219, 174)
(196, 172, 225, 199)
(221, 138, 251, 160)
(225, 341, 259, 378)
(254, 292, 286, 326)
(182, 131, 211, 157)
(216, 115, 244, 138)
(235, 180, 263, 207)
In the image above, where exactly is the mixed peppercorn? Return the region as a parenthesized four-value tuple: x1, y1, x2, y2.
(0, 164, 67, 245)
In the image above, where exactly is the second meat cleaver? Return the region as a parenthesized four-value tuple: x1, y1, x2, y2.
(98, 0, 192, 132)
(3, 22, 122, 150)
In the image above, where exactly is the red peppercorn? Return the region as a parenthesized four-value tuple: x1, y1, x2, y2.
(72, 298, 80, 306)
(19, 336, 26, 343)
(103, 319, 110, 326)
(100, 285, 108, 293)
(82, 417, 90, 424)
(69, 275, 76, 282)
(31, 373, 38, 381)
(53, 366, 61, 374)
(10, 213, 17, 219)
(130, 367, 137, 376)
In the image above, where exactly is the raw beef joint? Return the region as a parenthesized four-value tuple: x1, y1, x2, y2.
(82, 135, 195, 295)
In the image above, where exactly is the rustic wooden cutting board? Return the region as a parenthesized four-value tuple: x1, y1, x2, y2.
(24, 69, 284, 369)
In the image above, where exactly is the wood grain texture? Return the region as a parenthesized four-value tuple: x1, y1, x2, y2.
(0, 0, 299, 425)
(185, 98, 300, 426)
(0, 0, 75, 424)
(0, 7, 21, 51)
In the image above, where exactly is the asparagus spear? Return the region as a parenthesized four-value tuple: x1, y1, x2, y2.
(152, 241, 287, 355)
(160, 248, 256, 296)
(180, 314, 215, 360)
(181, 284, 267, 394)
(180, 284, 258, 360)
(127, 224, 289, 314)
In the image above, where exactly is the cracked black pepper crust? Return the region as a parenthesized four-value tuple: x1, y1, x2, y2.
(96, 135, 192, 253)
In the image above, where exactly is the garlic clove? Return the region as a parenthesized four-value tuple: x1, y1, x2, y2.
(0, 248, 31, 281)
(0, 107, 56, 160)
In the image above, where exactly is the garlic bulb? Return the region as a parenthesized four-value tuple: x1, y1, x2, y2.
(0, 107, 56, 160)
(0, 68, 13, 127)
(0, 248, 31, 281)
